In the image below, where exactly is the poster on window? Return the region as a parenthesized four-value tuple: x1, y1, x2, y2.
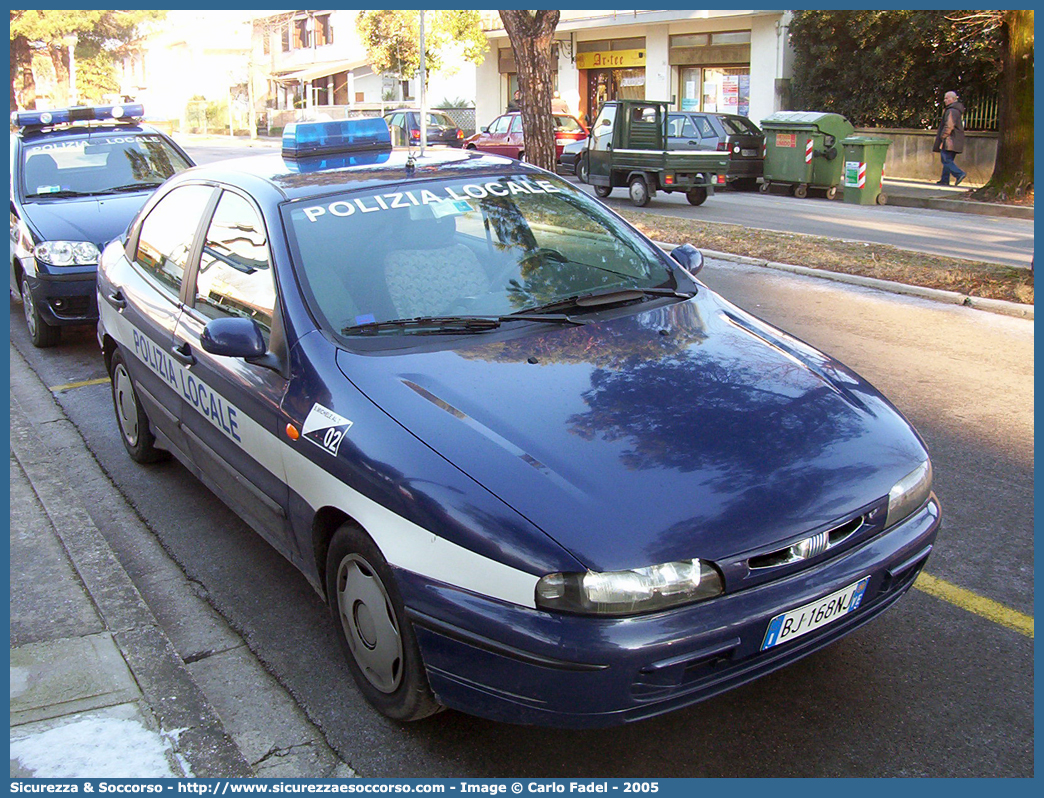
(739, 75, 750, 116)
(721, 75, 740, 114)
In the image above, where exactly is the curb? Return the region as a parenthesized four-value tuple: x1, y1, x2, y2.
(881, 192, 1034, 220)
(656, 242, 1034, 320)
(9, 347, 253, 778)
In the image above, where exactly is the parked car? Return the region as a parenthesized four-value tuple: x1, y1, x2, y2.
(10, 103, 194, 347)
(464, 111, 588, 160)
(667, 111, 765, 189)
(98, 117, 939, 729)
(382, 109, 464, 147)
(556, 137, 587, 176)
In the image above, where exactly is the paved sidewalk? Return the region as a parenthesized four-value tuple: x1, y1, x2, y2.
(9, 344, 354, 779)
(879, 177, 1033, 220)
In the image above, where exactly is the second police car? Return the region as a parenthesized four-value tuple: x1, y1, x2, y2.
(97, 118, 940, 727)
(11, 103, 194, 347)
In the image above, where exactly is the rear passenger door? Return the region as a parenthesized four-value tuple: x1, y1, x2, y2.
(173, 188, 292, 556)
(667, 114, 701, 150)
(101, 183, 218, 459)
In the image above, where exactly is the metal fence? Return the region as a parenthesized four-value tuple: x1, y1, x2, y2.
(267, 105, 476, 136)
(962, 91, 998, 131)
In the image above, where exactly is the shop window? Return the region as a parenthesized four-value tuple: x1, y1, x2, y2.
(702, 67, 750, 116)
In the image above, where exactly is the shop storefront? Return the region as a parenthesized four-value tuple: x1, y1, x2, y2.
(576, 37, 645, 122)
(671, 31, 752, 115)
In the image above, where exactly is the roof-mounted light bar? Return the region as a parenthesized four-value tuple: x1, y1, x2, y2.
(11, 103, 145, 129)
(282, 118, 392, 159)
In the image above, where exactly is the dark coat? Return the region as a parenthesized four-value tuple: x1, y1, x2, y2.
(933, 101, 966, 153)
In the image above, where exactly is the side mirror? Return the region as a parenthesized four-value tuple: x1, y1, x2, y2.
(670, 243, 704, 276)
(481, 126, 489, 133)
(200, 317, 266, 359)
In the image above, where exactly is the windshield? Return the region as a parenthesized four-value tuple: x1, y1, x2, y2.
(553, 115, 583, 132)
(21, 132, 191, 198)
(282, 173, 675, 336)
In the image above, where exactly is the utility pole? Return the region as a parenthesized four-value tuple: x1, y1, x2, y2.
(419, 10, 426, 157)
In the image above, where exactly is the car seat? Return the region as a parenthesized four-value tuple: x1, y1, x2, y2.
(383, 216, 487, 319)
(23, 154, 60, 195)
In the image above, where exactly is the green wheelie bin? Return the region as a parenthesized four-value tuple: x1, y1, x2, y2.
(841, 136, 891, 205)
(759, 112, 854, 199)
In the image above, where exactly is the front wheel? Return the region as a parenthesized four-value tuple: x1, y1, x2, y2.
(825, 185, 838, 200)
(793, 183, 809, 199)
(21, 277, 60, 348)
(628, 176, 650, 207)
(110, 348, 167, 463)
(326, 524, 442, 722)
(577, 156, 589, 184)
(686, 186, 709, 206)
(593, 185, 611, 198)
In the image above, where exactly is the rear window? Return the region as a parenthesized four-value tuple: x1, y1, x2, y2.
(721, 117, 761, 136)
(21, 132, 190, 198)
(428, 112, 456, 128)
(553, 115, 583, 132)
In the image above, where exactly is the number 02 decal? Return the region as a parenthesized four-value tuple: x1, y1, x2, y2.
(301, 403, 354, 457)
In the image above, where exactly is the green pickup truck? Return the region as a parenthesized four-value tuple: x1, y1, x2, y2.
(575, 100, 729, 207)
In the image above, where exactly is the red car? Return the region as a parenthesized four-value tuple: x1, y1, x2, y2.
(464, 111, 587, 160)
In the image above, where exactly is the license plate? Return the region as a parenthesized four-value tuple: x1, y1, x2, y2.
(741, 148, 758, 157)
(761, 576, 870, 651)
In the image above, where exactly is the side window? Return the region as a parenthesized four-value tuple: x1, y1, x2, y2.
(694, 116, 716, 138)
(194, 191, 275, 332)
(590, 105, 616, 152)
(682, 118, 697, 138)
(509, 115, 523, 134)
(489, 116, 510, 135)
(135, 185, 214, 297)
(667, 115, 684, 137)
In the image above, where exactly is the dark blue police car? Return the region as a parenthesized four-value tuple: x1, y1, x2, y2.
(97, 118, 940, 727)
(10, 103, 193, 346)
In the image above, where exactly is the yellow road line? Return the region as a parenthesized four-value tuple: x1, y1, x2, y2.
(915, 572, 1033, 638)
(48, 377, 110, 392)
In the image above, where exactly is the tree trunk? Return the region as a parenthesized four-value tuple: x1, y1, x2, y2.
(976, 10, 1033, 199)
(11, 35, 36, 111)
(48, 45, 71, 107)
(499, 10, 560, 172)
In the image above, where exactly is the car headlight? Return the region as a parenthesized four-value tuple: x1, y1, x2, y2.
(33, 241, 100, 266)
(885, 460, 933, 528)
(536, 559, 724, 616)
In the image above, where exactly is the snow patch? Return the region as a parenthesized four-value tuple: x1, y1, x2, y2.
(11, 715, 183, 778)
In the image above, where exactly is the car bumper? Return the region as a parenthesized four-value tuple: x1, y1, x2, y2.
(399, 497, 941, 728)
(22, 269, 98, 325)
(727, 160, 764, 180)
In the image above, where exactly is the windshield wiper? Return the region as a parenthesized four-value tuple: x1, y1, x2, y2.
(97, 182, 165, 195)
(514, 286, 695, 316)
(25, 189, 89, 198)
(342, 313, 586, 336)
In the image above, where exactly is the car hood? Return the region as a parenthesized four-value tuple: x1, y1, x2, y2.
(22, 193, 148, 248)
(336, 292, 928, 572)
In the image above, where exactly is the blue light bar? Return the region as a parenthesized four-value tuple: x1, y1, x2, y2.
(11, 103, 144, 129)
(282, 151, 392, 174)
(282, 118, 391, 159)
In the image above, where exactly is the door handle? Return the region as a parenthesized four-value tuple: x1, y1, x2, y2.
(170, 342, 195, 366)
(107, 290, 126, 309)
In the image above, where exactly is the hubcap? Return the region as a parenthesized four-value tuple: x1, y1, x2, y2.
(113, 364, 140, 446)
(336, 554, 403, 693)
(631, 182, 647, 203)
(22, 279, 37, 337)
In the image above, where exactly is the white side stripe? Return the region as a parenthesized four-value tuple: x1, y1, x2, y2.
(101, 303, 540, 608)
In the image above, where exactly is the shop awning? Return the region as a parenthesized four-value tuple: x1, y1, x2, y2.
(272, 58, 369, 84)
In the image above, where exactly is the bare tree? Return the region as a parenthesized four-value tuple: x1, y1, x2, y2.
(498, 10, 560, 171)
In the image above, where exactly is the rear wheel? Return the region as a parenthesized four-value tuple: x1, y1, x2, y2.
(577, 156, 589, 184)
(593, 185, 611, 198)
(326, 523, 442, 722)
(686, 186, 709, 206)
(876, 193, 888, 205)
(628, 176, 650, 207)
(21, 277, 60, 348)
(110, 349, 167, 464)
(825, 185, 838, 200)
(759, 181, 771, 193)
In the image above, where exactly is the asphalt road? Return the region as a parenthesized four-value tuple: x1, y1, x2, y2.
(179, 138, 1034, 269)
(10, 259, 1032, 777)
